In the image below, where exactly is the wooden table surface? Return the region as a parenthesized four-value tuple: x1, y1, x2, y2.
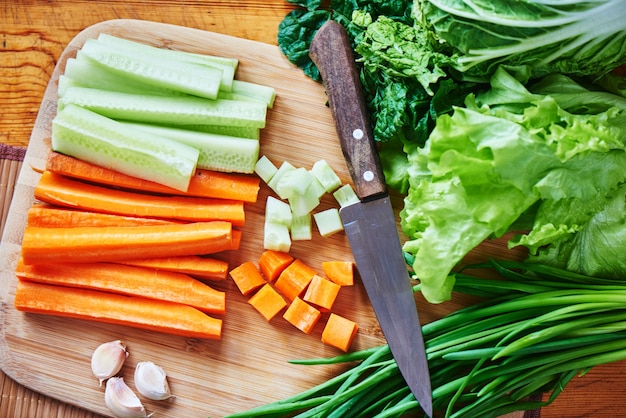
(2, 1, 626, 417)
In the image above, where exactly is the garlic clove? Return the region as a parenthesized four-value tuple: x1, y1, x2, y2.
(91, 340, 128, 386)
(105, 377, 151, 418)
(134, 361, 173, 401)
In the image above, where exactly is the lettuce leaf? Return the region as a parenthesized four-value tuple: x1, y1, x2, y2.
(402, 68, 626, 303)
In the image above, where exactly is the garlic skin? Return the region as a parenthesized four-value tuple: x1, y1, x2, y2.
(91, 340, 128, 386)
(105, 377, 151, 418)
(134, 361, 173, 401)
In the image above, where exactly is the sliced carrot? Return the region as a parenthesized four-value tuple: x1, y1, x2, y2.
(34, 171, 245, 226)
(283, 297, 321, 334)
(229, 229, 243, 251)
(46, 151, 260, 202)
(258, 250, 294, 282)
(274, 259, 317, 301)
(321, 313, 359, 352)
(229, 261, 267, 296)
(27, 204, 181, 228)
(14, 279, 222, 339)
(303, 274, 341, 312)
(15, 259, 225, 315)
(21, 221, 232, 265)
(120, 255, 229, 281)
(322, 261, 355, 286)
(247, 283, 287, 321)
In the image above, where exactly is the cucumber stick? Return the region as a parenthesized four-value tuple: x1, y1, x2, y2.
(59, 86, 267, 128)
(80, 37, 224, 99)
(122, 122, 259, 174)
(52, 104, 198, 192)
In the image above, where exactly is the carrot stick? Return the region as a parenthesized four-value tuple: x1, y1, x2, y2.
(274, 259, 317, 301)
(21, 221, 233, 265)
(247, 283, 287, 321)
(282, 297, 321, 334)
(14, 279, 222, 339)
(119, 255, 229, 281)
(229, 261, 266, 295)
(258, 250, 294, 282)
(34, 171, 246, 225)
(321, 313, 358, 352)
(322, 261, 355, 286)
(15, 259, 226, 315)
(27, 204, 181, 228)
(46, 151, 260, 202)
(303, 274, 341, 312)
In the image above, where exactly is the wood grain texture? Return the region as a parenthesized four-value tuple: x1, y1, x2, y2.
(2, 2, 626, 418)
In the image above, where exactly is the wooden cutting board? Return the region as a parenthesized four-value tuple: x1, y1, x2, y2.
(0, 19, 515, 417)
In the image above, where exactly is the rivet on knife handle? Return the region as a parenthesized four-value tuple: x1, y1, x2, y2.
(308, 20, 386, 202)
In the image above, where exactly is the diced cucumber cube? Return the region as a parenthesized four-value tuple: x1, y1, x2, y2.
(288, 189, 321, 217)
(276, 167, 314, 199)
(265, 196, 293, 227)
(267, 161, 296, 198)
(314, 208, 344, 237)
(311, 160, 342, 193)
(264, 221, 291, 252)
(291, 213, 312, 241)
(333, 184, 360, 208)
(255, 155, 278, 183)
(307, 172, 328, 199)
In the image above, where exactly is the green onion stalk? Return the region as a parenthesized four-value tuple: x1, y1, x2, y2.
(225, 259, 626, 418)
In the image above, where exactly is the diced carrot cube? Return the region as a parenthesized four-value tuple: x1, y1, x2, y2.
(274, 259, 317, 301)
(248, 284, 287, 321)
(258, 250, 294, 282)
(283, 297, 321, 334)
(321, 313, 359, 352)
(229, 261, 266, 295)
(303, 274, 341, 311)
(322, 261, 354, 286)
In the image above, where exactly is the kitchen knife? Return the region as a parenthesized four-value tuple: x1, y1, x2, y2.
(309, 20, 433, 417)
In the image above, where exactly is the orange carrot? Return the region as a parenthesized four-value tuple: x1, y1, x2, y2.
(15, 259, 225, 315)
(321, 313, 359, 352)
(27, 204, 181, 228)
(283, 297, 321, 334)
(258, 250, 294, 282)
(21, 221, 233, 265)
(14, 279, 222, 339)
(274, 259, 317, 301)
(229, 261, 267, 296)
(303, 274, 341, 312)
(322, 261, 355, 286)
(120, 255, 229, 281)
(247, 283, 287, 321)
(34, 171, 246, 225)
(46, 151, 260, 202)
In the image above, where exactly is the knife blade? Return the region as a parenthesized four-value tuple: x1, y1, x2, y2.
(309, 20, 433, 417)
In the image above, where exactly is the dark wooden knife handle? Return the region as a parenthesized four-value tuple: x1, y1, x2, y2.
(309, 20, 386, 201)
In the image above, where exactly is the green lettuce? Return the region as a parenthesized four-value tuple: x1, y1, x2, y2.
(402, 68, 626, 303)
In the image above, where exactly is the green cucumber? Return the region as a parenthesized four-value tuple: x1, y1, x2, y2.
(59, 86, 267, 128)
(95, 33, 238, 92)
(254, 155, 279, 183)
(52, 104, 199, 191)
(80, 37, 224, 99)
(122, 122, 259, 174)
(290, 213, 312, 241)
(313, 208, 344, 237)
(333, 184, 360, 208)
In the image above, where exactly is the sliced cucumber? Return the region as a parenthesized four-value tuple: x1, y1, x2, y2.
(122, 122, 259, 174)
(311, 159, 342, 193)
(59, 86, 267, 128)
(290, 214, 312, 241)
(255, 155, 278, 183)
(333, 184, 360, 208)
(52, 104, 198, 192)
(265, 196, 293, 227)
(264, 221, 291, 252)
(313, 208, 344, 238)
(80, 37, 224, 99)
